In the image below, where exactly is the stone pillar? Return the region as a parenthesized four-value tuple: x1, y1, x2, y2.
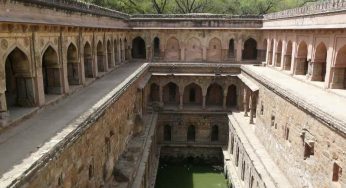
(236, 39, 242, 62)
(202, 47, 207, 62)
(179, 94, 183, 110)
(159, 85, 163, 107)
(202, 95, 206, 109)
(243, 87, 250, 117)
(223, 90, 227, 110)
(249, 92, 257, 124)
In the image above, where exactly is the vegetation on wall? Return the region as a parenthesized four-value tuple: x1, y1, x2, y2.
(82, 0, 325, 15)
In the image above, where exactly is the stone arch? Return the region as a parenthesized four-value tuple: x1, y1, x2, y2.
(242, 38, 257, 60)
(331, 45, 346, 89)
(312, 42, 327, 81)
(107, 40, 113, 68)
(211, 125, 219, 142)
(186, 37, 202, 61)
(67, 43, 80, 86)
(295, 41, 308, 75)
(96, 41, 106, 72)
(268, 39, 274, 65)
(132, 36, 146, 59)
(42, 46, 63, 95)
(165, 37, 180, 61)
(153, 37, 160, 58)
(164, 124, 172, 141)
(284, 41, 293, 71)
(187, 124, 196, 142)
(163, 82, 179, 105)
(226, 84, 237, 108)
(4, 47, 35, 109)
(207, 37, 222, 62)
(206, 83, 223, 106)
(149, 83, 160, 102)
(228, 39, 235, 58)
(183, 83, 202, 106)
(275, 40, 283, 67)
(84, 42, 93, 78)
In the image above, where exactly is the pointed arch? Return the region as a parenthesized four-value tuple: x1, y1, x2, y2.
(183, 83, 202, 105)
(96, 41, 105, 72)
(226, 84, 237, 108)
(165, 37, 180, 61)
(275, 40, 282, 67)
(211, 125, 219, 142)
(294, 41, 308, 75)
(186, 37, 202, 61)
(228, 39, 235, 58)
(164, 124, 172, 141)
(42, 46, 62, 95)
(67, 43, 80, 85)
(149, 83, 160, 102)
(107, 39, 113, 68)
(187, 125, 196, 142)
(153, 37, 160, 58)
(331, 45, 346, 89)
(5, 47, 35, 108)
(206, 83, 223, 106)
(132, 37, 146, 59)
(163, 82, 179, 105)
(312, 42, 327, 81)
(268, 39, 274, 65)
(242, 38, 257, 60)
(207, 37, 222, 62)
(84, 42, 93, 78)
(284, 41, 293, 71)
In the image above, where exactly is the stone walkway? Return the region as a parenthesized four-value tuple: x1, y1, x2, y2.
(242, 65, 346, 133)
(0, 63, 144, 176)
(229, 112, 292, 188)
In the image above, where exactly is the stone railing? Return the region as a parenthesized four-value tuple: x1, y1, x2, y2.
(15, 0, 130, 19)
(265, 0, 346, 20)
(131, 13, 262, 20)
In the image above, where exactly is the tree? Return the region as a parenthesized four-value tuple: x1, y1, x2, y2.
(152, 0, 168, 14)
(174, 0, 213, 13)
(81, 0, 324, 15)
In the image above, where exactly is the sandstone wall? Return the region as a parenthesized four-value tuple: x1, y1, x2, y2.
(242, 71, 346, 188)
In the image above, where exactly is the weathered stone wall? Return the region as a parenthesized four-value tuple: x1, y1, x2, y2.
(156, 113, 229, 146)
(242, 70, 346, 187)
(160, 146, 223, 164)
(11, 68, 149, 188)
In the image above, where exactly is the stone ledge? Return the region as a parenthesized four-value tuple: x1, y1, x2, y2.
(12, 0, 129, 19)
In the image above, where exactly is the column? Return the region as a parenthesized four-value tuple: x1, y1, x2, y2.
(202, 95, 206, 109)
(159, 85, 163, 107)
(236, 39, 242, 62)
(243, 87, 250, 117)
(179, 94, 183, 110)
(249, 92, 254, 124)
(223, 90, 227, 110)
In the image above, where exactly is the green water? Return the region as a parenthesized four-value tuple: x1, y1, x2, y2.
(155, 163, 228, 188)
